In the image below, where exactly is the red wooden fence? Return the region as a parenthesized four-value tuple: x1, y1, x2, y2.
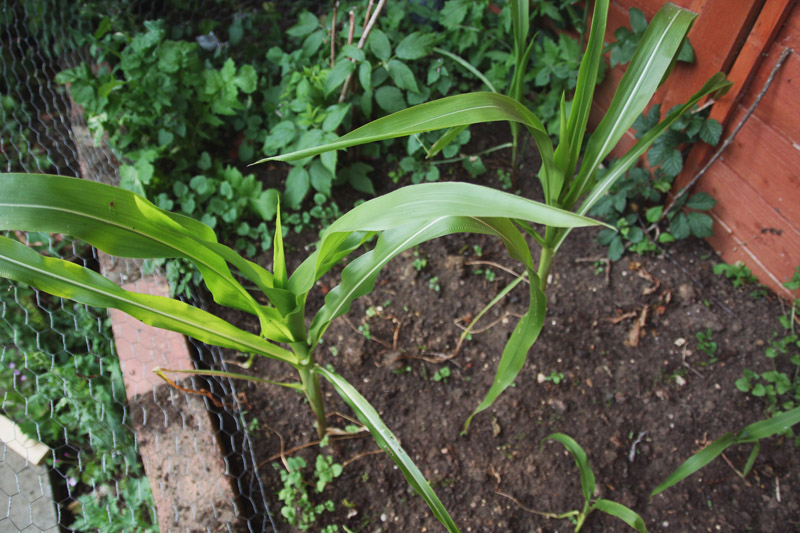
(590, 0, 799, 297)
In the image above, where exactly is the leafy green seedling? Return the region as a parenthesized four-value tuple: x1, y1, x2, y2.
(433, 367, 451, 383)
(274, 454, 343, 530)
(412, 250, 428, 271)
(536, 433, 647, 532)
(713, 261, 759, 289)
(695, 329, 718, 365)
(428, 276, 441, 293)
(545, 371, 565, 384)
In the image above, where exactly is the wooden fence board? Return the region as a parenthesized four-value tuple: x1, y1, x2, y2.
(719, 111, 800, 230)
(697, 161, 800, 296)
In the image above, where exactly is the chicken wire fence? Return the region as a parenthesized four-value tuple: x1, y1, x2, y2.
(1, 1, 277, 531)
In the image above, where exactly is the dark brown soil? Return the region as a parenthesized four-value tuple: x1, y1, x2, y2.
(224, 126, 800, 532)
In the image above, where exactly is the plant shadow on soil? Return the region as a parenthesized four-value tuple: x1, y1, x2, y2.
(213, 125, 799, 532)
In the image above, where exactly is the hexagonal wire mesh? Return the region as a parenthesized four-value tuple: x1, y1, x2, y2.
(1, 1, 275, 531)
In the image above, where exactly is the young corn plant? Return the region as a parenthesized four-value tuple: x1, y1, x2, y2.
(539, 433, 647, 532)
(259, 0, 732, 432)
(652, 405, 800, 496)
(0, 173, 597, 533)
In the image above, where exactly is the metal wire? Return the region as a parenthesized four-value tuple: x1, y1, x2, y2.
(1, 2, 273, 531)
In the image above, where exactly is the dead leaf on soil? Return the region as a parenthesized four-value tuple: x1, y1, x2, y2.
(626, 306, 649, 347)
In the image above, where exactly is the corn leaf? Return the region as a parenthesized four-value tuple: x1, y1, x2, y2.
(554, 0, 608, 185)
(464, 270, 544, 432)
(553, 71, 731, 253)
(650, 433, 736, 497)
(563, 3, 698, 210)
(652, 406, 800, 496)
(317, 366, 460, 533)
(0, 173, 288, 338)
(256, 92, 561, 201)
(542, 433, 596, 504)
(591, 499, 648, 533)
(291, 183, 602, 300)
(0, 236, 296, 364)
(309, 216, 532, 343)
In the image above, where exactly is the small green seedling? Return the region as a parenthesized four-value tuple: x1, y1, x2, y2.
(433, 367, 451, 383)
(274, 454, 343, 531)
(428, 276, 441, 293)
(545, 371, 565, 384)
(412, 250, 428, 272)
(695, 329, 718, 365)
(536, 433, 647, 532)
(713, 261, 759, 289)
(473, 268, 496, 282)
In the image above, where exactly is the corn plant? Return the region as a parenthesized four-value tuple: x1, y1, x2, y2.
(259, 0, 732, 431)
(0, 172, 598, 532)
(539, 433, 647, 532)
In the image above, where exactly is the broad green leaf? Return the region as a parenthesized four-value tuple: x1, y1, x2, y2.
(375, 85, 405, 114)
(685, 192, 716, 211)
(325, 60, 356, 96)
(250, 188, 279, 221)
(387, 59, 420, 94)
(283, 166, 310, 210)
(687, 211, 713, 238)
(317, 366, 459, 533)
(563, 3, 700, 210)
(395, 32, 438, 60)
(591, 499, 648, 533)
(542, 433, 596, 503)
(0, 173, 280, 335)
(322, 103, 351, 133)
(287, 11, 318, 38)
(340, 44, 366, 63)
(0, 236, 296, 364)
(366, 29, 391, 62)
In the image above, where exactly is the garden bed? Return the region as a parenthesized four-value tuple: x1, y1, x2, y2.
(200, 129, 800, 532)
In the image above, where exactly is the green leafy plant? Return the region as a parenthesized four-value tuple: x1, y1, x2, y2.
(714, 261, 760, 288)
(433, 366, 451, 383)
(0, 275, 155, 529)
(0, 172, 597, 532)
(591, 103, 723, 260)
(70, 476, 158, 533)
(696, 328, 718, 365)
(274, 454, 343, 531)
(0, 94, 53, 172)
(735, 268, 800, 424)
(261, 0, 731, 437)
(536, 433, 647, 532)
